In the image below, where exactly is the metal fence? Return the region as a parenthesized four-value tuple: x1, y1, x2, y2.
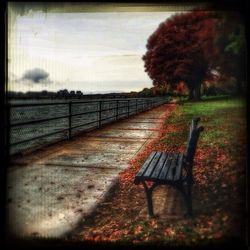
(8, 97, 170, 155)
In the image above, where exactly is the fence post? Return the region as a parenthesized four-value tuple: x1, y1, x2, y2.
(116, 100, 118, 121)
(68, 101, 72, 139)
(98, 100, 102, 128)
(128, 100, 130, 117)
(6, 104, 10, 159)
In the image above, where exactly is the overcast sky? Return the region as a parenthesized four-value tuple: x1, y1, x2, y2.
(8, 11, 177, 93)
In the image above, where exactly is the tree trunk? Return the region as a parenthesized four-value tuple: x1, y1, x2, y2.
(188, 84, 201, 101)
(194, 84, 201, 101)
(188, 87, 194, 100)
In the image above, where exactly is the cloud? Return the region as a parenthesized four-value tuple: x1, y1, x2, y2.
(22, 68, 50, 83)
(8, 72, 18, 81)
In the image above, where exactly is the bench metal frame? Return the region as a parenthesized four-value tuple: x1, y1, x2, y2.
(134, 117, 204, 217)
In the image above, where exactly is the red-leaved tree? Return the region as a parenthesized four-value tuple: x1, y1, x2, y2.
(143, 10, 217, 100)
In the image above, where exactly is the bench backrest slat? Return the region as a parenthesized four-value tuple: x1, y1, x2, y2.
(184, 117, 204, 167)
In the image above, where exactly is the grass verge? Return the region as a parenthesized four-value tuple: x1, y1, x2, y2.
(70, 97, 246, 247)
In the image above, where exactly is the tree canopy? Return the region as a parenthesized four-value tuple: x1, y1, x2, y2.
(142, 11, 217, 100)
(214, 11, 246, 94)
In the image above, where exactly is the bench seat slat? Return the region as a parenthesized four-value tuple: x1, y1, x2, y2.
(135, 151, 156, 177)
(174, 153, 184, 181)
(166, 153, 179, 181)
(150, 152, 168, 180)
(158, 153, 173, 181)
(143, 152, 162, 178)
(133, 117, 203, 217)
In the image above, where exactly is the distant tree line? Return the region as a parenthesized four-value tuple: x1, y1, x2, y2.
(7, 82, 233, 100)
(7, 89, 83, 99)
(7, 86, 172, 100)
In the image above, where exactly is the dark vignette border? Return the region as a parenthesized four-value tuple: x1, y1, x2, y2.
(1, 0, 248, 249)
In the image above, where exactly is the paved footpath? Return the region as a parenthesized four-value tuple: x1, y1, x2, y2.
(7, 103, 172, 238)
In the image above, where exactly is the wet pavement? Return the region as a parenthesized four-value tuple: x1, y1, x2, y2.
(6, 104, 171, 238)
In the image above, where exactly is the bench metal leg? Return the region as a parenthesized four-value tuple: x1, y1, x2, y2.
(176, 182, 193, 217)
(145, 188, 154, 217)
(142, 182, 158, 217)
(186, 183, 193, 216)
(180, 183, 193, 217)
(182, 190, 192, 216)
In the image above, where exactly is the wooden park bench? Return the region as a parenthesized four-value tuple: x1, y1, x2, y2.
(134, 117, 204, 217)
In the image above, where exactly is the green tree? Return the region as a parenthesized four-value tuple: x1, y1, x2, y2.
(214, 11, 246, 95)
(139, 88, 151, 97)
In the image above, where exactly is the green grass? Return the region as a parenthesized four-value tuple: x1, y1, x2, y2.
(175, 94, 231, 105)
(163, 96, 246, 150)
(160, 95, 246, 245)
(161, 130, 188, 147)
(74, 95, 246, 246)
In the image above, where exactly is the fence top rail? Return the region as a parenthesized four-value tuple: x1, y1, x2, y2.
(8, 97, 169, 108)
